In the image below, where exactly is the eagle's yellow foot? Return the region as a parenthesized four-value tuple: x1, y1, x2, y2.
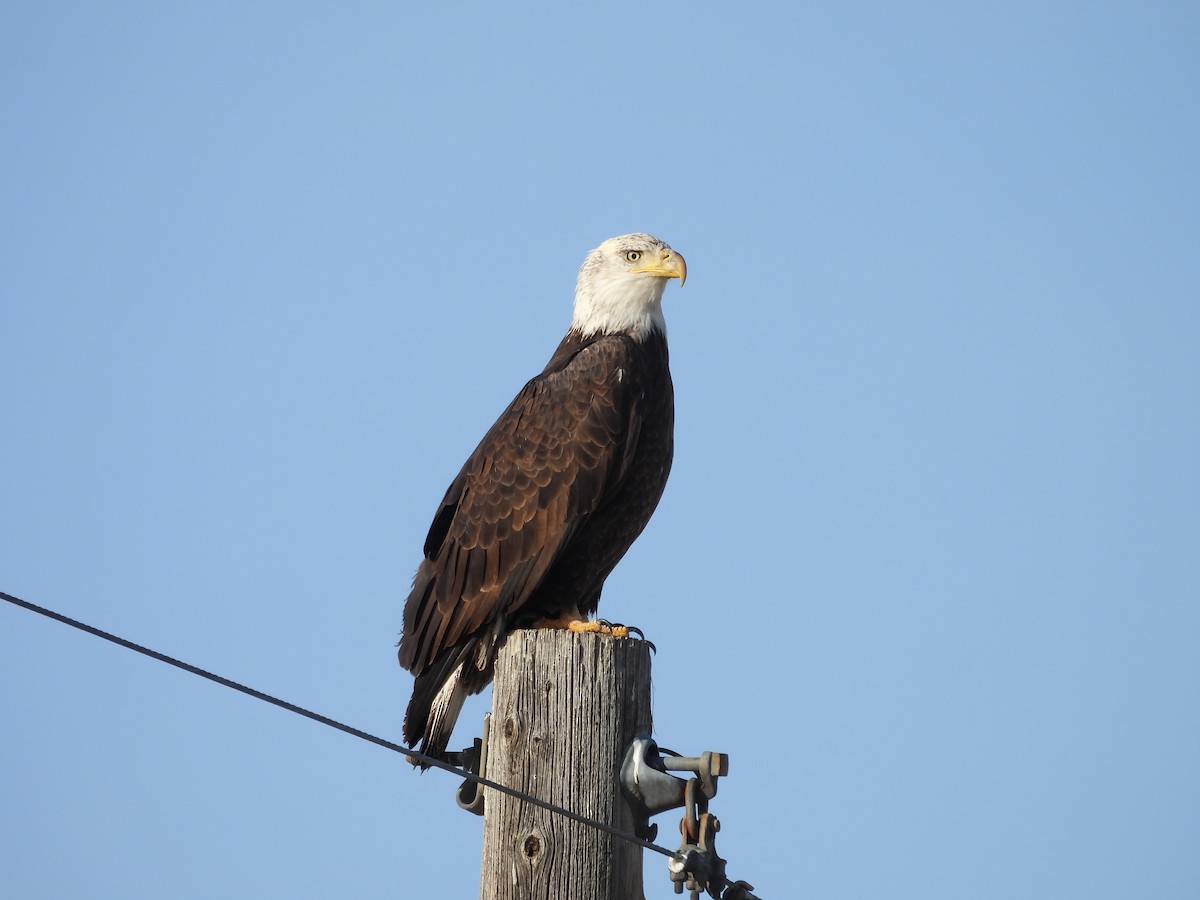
(568, 619, 630, 638)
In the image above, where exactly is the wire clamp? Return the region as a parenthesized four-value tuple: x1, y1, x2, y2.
(670, 799, 759, 899)
(670, 777, 726, 898)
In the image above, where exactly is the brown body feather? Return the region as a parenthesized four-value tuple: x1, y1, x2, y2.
(398, 327, 673, 759)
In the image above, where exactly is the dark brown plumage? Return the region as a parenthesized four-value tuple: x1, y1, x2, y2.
(398, 233, 684, 762)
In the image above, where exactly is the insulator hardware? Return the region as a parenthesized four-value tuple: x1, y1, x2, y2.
(621, 734, 756, 898)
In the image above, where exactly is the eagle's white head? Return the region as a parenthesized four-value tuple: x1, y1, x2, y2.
(570, 233, 686, 340)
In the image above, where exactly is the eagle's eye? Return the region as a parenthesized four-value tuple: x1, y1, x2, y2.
(625, 250, 642, 262)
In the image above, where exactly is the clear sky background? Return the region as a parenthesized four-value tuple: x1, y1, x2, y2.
(2, 3, 1197, 898)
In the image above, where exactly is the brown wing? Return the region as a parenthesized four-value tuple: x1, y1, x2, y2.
(398, 334, 638, 679)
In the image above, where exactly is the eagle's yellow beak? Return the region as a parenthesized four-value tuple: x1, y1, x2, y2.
(631, 247, 687, 286)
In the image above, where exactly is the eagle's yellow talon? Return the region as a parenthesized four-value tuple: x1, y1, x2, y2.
(567, 619, 631, 638)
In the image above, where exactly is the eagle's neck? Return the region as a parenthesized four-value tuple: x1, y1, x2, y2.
(569, 272, 668, 341)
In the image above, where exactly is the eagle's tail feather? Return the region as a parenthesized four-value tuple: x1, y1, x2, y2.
(403, 617, 507, 769)
(423, 663, 467, 761)
(403, 644, 472, 767)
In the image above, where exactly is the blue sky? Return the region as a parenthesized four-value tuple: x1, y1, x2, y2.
(2, 2, 1197, 897)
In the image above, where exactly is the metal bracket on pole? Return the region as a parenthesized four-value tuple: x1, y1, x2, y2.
(619, 734, 728, 840)
(448, 712, 490, 816)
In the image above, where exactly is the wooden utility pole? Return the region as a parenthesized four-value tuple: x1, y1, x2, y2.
(479, 628, 652, 900)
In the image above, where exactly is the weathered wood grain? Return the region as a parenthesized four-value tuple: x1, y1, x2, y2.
(480, 629, 652, 900)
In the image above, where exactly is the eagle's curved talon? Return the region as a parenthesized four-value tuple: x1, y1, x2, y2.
(623, 626, 656, 653)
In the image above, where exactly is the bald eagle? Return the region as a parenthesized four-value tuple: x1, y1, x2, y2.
(398, 233, 686, 761)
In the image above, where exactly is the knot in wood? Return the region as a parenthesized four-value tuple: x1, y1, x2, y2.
(502, 715, 519, 743)
(522, 834, 541, 860)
